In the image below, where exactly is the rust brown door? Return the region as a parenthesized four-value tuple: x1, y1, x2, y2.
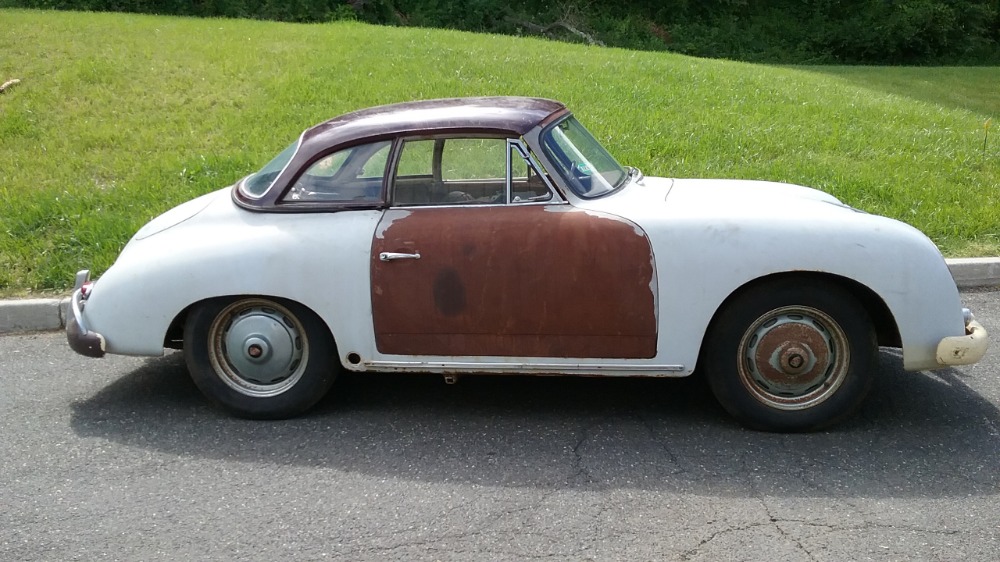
(370, 204, 657, 358)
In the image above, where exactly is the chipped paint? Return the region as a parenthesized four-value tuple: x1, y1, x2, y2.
(544, 206, 648, 238)
(371, 204, 657, 358)
(580, 208, 647, 238)
(936, 320, 988, 365)
(373, 209, 411, 240)
(649, 253, 659, 326)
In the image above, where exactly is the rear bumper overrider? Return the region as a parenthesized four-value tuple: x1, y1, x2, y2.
(935, 308, 988, 366)
(66, 270, 106, 358)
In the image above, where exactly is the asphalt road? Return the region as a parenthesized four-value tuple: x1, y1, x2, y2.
(3, 290, 1000, 561)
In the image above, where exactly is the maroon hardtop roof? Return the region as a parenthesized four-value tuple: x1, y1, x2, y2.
(302, 96, 567, 149)
(234, 97, 570, 210)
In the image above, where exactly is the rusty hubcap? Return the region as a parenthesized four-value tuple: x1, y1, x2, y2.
(737, 306, 850, 411)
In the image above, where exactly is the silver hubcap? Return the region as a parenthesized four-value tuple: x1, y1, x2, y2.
(738, 306, 850, 411)
(207, 299, 308, 397)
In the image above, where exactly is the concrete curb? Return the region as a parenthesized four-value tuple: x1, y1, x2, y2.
(1, 259, 999, 334)
(0, 297, 71, 333)
(943, 258, 1000, 289)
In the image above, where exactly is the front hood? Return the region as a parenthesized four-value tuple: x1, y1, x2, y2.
(590, 176, 864, 227)
(665, 178, 846, 209)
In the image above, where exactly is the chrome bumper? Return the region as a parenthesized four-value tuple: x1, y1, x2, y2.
(935, 308, 988, 366)
(66, 270, 106, 358)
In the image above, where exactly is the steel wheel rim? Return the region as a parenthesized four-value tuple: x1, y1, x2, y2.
(207, 299, 308, 397)
(737, 305, 850, 411)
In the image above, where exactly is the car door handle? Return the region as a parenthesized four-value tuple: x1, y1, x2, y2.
(380, 252, 421, 262)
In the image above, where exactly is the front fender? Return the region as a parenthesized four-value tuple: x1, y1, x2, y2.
(657, 212, 964, 372)
(584, 182, 965, 373)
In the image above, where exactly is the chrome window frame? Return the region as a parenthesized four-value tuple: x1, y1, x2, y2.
(387, 135, 565, 208)
(507, 139, 561, 206)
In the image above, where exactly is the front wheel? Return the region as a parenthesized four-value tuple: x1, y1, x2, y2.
(703, 279, 877, 432)
(183, 297, 339, 419)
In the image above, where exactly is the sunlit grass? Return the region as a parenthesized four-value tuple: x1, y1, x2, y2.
(0, 9, 997, 295)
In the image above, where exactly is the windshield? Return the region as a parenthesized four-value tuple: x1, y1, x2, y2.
(540, 116, 628, 198)
(241, 140, 300, 198)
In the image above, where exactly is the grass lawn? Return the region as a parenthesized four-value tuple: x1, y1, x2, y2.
(0, 9, 997, 295)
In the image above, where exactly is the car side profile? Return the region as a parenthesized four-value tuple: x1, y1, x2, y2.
(67, 96, 988, 431)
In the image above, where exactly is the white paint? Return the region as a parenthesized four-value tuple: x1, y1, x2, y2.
(133, 190, 217, 240)
(373, 209, 411, 240)
(83, 187, 384, 361)
(576, 176, 970, 372)
(79, 174, 982, 376)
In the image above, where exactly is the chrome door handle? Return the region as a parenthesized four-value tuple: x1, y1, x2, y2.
(380, 252, 421, 261)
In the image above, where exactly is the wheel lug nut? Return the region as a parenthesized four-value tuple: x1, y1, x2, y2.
(779, 346, 811, 375)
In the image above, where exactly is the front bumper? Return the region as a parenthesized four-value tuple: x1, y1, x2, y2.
(935, 308, 988, 366)
(66, 270, 106, 358)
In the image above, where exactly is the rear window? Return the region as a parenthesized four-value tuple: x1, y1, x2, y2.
(281, 141, 390, 203)
(241, 140, 300, 198)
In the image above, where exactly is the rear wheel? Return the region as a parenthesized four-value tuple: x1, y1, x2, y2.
(184, 297, 339, 419)
(703, 279, 877, 431)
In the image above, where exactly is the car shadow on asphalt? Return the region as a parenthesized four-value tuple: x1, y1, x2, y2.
(69, 349, 1000, 498)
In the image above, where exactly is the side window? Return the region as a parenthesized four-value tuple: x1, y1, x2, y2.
(282, 140, 390, 203)
(393, 138, 508, 206)
(390, 137, 556, 206)
(359, 144, 391, 178)
(395, 139, 434, 178)
(441, 139, 506, 181)
(510, 144, 552, 203)
(392, 139, 437, 205)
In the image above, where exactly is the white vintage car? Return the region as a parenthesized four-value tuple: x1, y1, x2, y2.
(67, 97, 987, 431)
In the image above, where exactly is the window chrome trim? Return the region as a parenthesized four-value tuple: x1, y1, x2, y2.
(238, 132, 306, 200)
(385, 135, 567, 208)
(508, 139, 561, 204)
(505, 139, 513, 204)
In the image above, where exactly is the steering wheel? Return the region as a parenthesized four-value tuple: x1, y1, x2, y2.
(443, 190, 474, 203)
(569, 160, 592, 194)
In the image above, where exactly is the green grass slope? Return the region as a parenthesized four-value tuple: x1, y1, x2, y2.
(1, 9, 997, 294)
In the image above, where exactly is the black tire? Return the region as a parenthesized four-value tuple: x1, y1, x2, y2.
(703, 278, 877, 432)
(183, 296, 339, 419)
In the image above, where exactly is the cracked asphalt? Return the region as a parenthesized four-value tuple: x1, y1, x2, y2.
(3, 289, 1000, 561)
